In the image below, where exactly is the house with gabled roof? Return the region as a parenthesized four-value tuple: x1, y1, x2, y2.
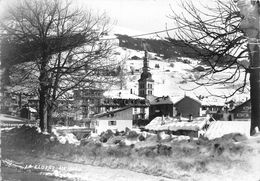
(149, 96, 174, 121)
(229, 99, 251, 121)
(92, 106, 133, 134)
(174, 95, 201, 118)
(173, 95, 226, 119)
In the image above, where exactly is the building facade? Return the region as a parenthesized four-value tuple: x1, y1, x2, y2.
(174, 96, 201, 118)
(138, 50, 154, 98)
(149, 96, 174, 121)
(92, 107, 133, 134)
(73, 89, 104, 121)
(230, 99, 251, 121)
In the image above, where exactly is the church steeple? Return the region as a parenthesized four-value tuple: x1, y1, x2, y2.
(138, 45, 154, 99)
(142, 50, 149, 73)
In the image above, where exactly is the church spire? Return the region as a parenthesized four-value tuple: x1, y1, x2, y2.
(138, 41, 154, 98)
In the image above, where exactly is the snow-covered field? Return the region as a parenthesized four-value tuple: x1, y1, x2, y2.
(109, 45, 249, 102)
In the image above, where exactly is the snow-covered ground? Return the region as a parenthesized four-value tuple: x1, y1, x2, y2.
(205, 121, 251, 139)
(107, 46, 249, 102)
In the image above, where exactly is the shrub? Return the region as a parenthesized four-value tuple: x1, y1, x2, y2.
(137, 146, 157, 158)
(138, 135, 146, 141)
(106, 146, 131, 157)
(100, 130, 114, 143)
(126, 131, 139, 139)
(156, 144, 172, 156)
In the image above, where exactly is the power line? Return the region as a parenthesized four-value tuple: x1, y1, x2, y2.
(99, 16, 222, 41)
(99, 26, 180, 41)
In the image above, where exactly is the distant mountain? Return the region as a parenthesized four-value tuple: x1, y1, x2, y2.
(115, 34, 236, 67)
(115, 34, 205, 59)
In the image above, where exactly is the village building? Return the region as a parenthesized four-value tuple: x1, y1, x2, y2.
(100, 90, 150, 126)
(20, 104, 37, 120)
(73, 89, 104, 121)
(149, 96, 174, 121)
(92, 106, 133, 134)
(173, 95, 225, 119)
(174, 95, 201, 118)
(145, 116, 210, 138)
(138, 50, 154, 99)
(229, 99, 251, 121)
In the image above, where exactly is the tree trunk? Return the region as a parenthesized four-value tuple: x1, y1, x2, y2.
(38, 84, 48, 132)
(38, 55, 49, 132)
(250, 41, 260, 135)
(47, 103, 53, 133)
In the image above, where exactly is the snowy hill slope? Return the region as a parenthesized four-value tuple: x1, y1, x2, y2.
(109, 46, 249, 101)
(105, 26, 249, 102)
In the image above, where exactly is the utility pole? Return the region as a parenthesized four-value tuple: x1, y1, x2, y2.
(237, 0, 260, 135)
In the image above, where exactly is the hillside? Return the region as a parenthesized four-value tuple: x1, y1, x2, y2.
(111, 45, 249, 102)
(115, 34, 203, 59)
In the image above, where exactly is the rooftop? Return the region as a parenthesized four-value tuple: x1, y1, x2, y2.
(150, 96, 173, 105)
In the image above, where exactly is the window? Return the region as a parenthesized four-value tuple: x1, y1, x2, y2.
(148, 84, 152, 89)
(148, 90, 152, 95)
(108, 121, 116, 126)
(237, 113, 249, 118)
(139, 90, 145, 96)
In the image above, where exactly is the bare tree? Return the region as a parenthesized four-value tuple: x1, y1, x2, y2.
(167, 0, 249, 98)
(168, 0, 260, 134)
(1, 0, 117, 132)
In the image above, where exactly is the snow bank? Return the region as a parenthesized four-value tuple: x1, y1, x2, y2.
(145, 116, 209, 132)
(52, 128, 80, 145)
(204, 121, 250, 140)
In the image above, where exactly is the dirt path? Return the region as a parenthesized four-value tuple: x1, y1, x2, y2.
(2, 151, 178, 181)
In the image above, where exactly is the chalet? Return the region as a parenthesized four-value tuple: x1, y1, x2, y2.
(145, 116, 209, 138)
(100, 90, 149, 126)
(174, 96, 201, 118)
(200, 97, 225, 120)
(92, 106, 133, 134)
(20, 105, 37, 120)
(174, 95, 225, 119)
(149, 96, 174, 121)
(229, 99, 251, 121)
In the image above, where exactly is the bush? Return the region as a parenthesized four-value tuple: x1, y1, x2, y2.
(100, 130, 114, 143)
(137, 146, 157, 158)
(138, 135, 146, 141)
(106, 146, 131, 157)
(107, 136, 124, 145)
(126, 131, 139, 139)
(157, 144, 172, 156)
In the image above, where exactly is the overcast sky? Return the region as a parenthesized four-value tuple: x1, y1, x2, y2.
(0, 0, 217, 35)
(79, 0, 216, 35)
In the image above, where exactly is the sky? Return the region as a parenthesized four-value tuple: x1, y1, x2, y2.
(0, 0, 218, 36)
(78, 0, 217, 36)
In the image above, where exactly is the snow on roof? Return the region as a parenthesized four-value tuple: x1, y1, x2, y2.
(200, 97, 226, 107)
(94, 106, 132, 118)
(170, 95, 186, 104)
(150, 96, 173, 105)
(28, 107, 37, 113)
(174, 95, 201, 106)
(204, 121, 250, 140)
(103, 89, 144, 100)
(230, 99, 251, 113)
(145, 116, 209, 131)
